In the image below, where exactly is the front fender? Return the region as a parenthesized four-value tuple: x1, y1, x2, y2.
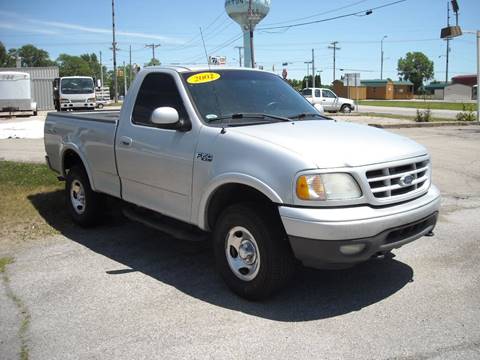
(197, 172, 284, 230)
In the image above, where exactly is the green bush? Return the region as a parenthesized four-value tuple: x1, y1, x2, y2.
(456, 104, 476, 122)
(415, 108, 431, 122)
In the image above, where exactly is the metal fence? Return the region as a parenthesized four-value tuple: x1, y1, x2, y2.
(0, 66, 59, 110)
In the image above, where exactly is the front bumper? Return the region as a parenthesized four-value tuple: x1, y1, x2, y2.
(279, 185, 441, 268)
(61, 102, 95, 109)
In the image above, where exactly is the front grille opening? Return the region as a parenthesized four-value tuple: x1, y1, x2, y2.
(366, 169, 383, 178)
(389, 164, 415, 175)
(366, 159, 430, 200)
(385, 218, 432, 244)
(391, 185, 416, 196)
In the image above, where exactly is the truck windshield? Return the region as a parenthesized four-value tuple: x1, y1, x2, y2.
(182, 70, 323, 125)
(60, 78, 94, 94)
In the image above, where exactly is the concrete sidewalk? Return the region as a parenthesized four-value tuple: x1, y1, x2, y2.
(357, 105, 461, 119)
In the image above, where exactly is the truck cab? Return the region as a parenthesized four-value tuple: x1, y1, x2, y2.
(53, 76, 96, 111)
(302, 87, 355, 113)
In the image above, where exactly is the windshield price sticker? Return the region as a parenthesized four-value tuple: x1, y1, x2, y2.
(187, 72, 221, 84)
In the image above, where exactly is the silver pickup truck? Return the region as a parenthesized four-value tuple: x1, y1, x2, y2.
(45, 66, 440, 300)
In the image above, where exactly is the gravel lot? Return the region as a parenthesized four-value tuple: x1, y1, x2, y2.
(1, 125, 479, 359)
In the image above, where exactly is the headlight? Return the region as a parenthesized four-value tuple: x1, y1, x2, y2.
(60, 98, 69, 103)
(87, 98, 96, 102)
(296, 173, 362, 201)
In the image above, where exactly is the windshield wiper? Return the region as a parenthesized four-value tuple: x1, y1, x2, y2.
(288, 112, 325, 120)
(207, 113, 291, 124)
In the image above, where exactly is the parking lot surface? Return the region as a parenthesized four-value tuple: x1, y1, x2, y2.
(1, 125, 479, 359)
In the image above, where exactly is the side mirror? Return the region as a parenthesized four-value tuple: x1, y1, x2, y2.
(150, 107, 179, 125)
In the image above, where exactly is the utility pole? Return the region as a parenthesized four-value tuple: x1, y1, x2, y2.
(234, 46, 243, 67)
(328, 41, 341, 83)
(145, 44, 161, 64)
(380, 35, 387, 79)
(311, 48, 315, 89)
(304, 61, 312, 88)
(128, 45, 132, 87)
(111, 0, 118, 103)
(99, 51, 104, 88)
(123, 61, 127, 95)
(445, 1, 451, 83)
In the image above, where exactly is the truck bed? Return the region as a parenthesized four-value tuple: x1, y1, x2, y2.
(47, 110, 120, 124)
(45, 109, 121, 198)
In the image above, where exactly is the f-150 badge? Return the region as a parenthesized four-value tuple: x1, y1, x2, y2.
(196, 152, 213, 162)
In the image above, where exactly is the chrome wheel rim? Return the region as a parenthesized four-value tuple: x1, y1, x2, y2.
(225, 226, 260, 281)
(70, 179, 86, 214)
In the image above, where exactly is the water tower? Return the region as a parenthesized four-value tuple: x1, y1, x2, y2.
(225, 0, 271, 68)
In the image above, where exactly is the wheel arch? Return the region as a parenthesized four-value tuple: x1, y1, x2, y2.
(60, 145, 96, 191)
(198, 174, 283, 231)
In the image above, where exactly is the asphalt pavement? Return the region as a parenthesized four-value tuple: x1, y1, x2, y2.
(1, 126, 479, 359)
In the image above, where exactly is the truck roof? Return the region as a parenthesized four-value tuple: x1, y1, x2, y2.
(142, 65, 267, 74)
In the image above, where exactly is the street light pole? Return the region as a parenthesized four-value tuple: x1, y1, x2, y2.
(304, 61, 312, 87)
(477, 30, 479, 122)
(381, 35, 387, 80)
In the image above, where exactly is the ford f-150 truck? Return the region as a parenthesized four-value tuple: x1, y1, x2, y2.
(44, 66, 440, 300)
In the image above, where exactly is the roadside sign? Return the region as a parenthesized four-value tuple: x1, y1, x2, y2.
(208, 56, 227, 65)
(343, 73, 361, 87)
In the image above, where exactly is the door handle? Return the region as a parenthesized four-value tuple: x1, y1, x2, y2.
(120, 136, 133, 146)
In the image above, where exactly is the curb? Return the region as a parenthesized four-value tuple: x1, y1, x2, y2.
(368, 121, 480, 129)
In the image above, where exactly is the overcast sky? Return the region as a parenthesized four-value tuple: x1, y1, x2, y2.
(0, 0, 478, 83)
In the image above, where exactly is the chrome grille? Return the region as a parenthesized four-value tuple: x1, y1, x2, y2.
(366, 159, 429, 198)
(71, 99, 85, 103)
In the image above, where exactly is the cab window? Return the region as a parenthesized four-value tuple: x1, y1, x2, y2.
(132, 73, 188, 127)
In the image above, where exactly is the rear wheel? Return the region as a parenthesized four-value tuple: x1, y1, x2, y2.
(213, 203, 295, 300)
(65, 165, 104, 227)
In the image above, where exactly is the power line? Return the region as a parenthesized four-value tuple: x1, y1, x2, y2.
(262, 0, 369, 26)
(258, 0, 407, 31)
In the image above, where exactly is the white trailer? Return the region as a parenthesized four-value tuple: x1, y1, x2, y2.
(0, 71, 37, 115)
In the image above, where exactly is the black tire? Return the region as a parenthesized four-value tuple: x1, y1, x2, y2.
(213, 202, 295, 300)
(65, 165, 104, 227)
(340, 104, 353, 113)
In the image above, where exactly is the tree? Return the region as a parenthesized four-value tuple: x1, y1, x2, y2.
(0, 42, 15, 67)
(145, 58, 160, 67)
(80, 53, 102, 79)
(16, 44, 54, 67)
(397, 52, 434, 93)
(56, 54, 91, 77)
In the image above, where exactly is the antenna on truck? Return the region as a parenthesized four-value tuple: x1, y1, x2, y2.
(200, 27, 210, 70)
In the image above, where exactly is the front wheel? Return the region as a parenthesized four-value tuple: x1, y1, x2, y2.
(213, 203, 295, 300)
(340, 104, 353, 113)
(65, 165, 104, 227)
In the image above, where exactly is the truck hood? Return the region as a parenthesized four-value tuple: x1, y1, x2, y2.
(227, 120, 427, 168)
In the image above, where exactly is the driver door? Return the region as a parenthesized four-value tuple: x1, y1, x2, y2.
(115, 72, 198, 222)
(321, 89, 337, 111)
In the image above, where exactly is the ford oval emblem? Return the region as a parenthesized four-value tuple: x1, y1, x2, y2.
(399, 174, 414, 187)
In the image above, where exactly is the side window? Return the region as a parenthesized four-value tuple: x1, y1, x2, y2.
(302, 89, 312, 96)
(314, 89, 321, 97)
(322, 90, 336, 98)
(132, 73, 188, 127)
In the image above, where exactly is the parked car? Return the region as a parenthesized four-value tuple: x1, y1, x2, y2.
(302, 87, 355, 113)
(44, 67, 440, 300)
